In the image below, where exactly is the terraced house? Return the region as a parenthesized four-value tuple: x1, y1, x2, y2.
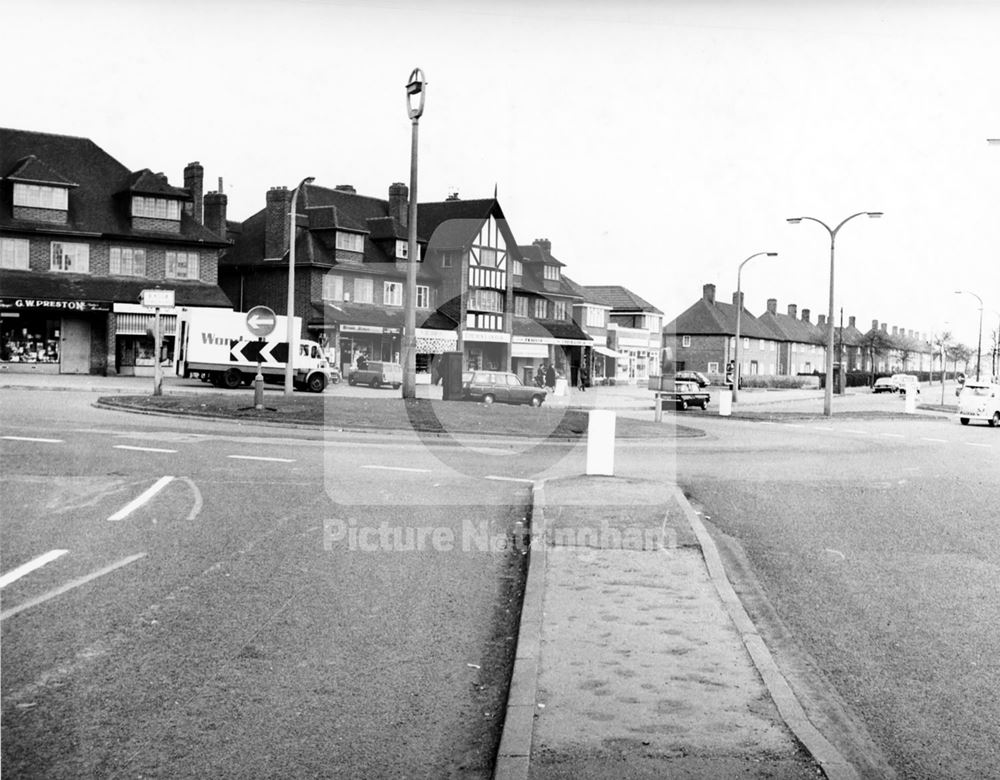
(0, 128, 231, 376)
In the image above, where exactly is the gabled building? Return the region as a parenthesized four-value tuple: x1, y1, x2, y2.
(1, 128, 231, 376)
(584, 284, 663, 383)
(563, 274, 616, 383)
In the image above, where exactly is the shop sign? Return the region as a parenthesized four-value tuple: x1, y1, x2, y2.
(141, 289, 175, 308)
(0, 297, 111, 313)
(416, 328, 457, 342)
(341, 324, 400, 335)
(513, 335, 593, 347)
(463, 330, 510, 343)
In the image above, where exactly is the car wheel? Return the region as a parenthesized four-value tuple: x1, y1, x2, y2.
(960, 417, 970, 425)
(370, 378, 380, 388)
(699, 400, 708, 410)
(531, 394, 544, 407)
(680, 399, 689, 410)
(222, 368, 243, 389)
(392, 383, 401, 390)
(483, 394, 495, 405)
(990, 412, 1000, 428)
(307, 373, 327, 393)
(348, 375, 356, 386)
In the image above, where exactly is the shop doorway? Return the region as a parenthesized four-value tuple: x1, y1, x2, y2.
(60, 318, 91, 374)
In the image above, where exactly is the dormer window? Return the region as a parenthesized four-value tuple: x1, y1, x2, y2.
(132, 196, 181, 221)
(14, 183, 69, 210)
(543, 265, 560, 281)
(396, 240, 421, 261)
(336, 232, 364, 252)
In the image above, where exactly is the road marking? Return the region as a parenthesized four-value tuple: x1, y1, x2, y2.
(782, 424, 805, 428)
(227, 455, 296, 463)
(361, 465, 431, 473)
(922, 437, 948, 443)
(965, 442, 993, 449)
(846, 430, 868, 435)
(812, 426, 835, 432)
(2, 436, 64, 443)
(824, 548, 846, 560)
(0, 550, 69, 589)
(881, 433, 905, 438)
(0, 553, 147, 621)
(113, 445, 178, 454)
(108, 476, 175, 522)
(485, 475, 534, 483)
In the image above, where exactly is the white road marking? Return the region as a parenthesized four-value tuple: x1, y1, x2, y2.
(782, 424, 805, 428)
(813, 426, 835, 432)
(824, 548, 846, 560)
(881, 433, 905, 438)
(113, 445, 178, 454)
(108, 476, 175, 522)
(846, 430, 868, 435)
(0, 553, 147, 621)
(0, 550, 69, 589)
(965, 442, 993, 449)
(2, 436, 64, 443)
(227, 455, 296, 463)
(485, 475, 534, 483)
(922, 437, 948, 443)
(361, 465, 431, 473)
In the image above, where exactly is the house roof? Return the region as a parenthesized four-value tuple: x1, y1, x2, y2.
(665, 298, 774, 339)
(308, 301, 457, 331)
(0, 128, 225, 245)
(6, 154, 78, 187)
(583, 285, 663, 315)
(512, 316, 591, 341)
(517, 242, 566, 268)
(562, 275, 611, 307)
(756, 311, 825, 344)
(127, 169, 191, 199)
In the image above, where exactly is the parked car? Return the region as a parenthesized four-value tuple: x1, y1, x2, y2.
(872, 377, 898, 394)
(958, 381, 1000, 426)
(348, 360, 402, 389)
(463, 370, 546, 406)
(891, 374, 920, 396)
(674, 370, 711, 388)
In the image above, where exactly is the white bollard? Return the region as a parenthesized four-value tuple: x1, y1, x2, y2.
(904, 389, 916, 414)
(718, 390, 732, 417)
(586, 410, 616, 476)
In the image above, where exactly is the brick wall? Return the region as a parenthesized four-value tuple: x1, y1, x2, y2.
(132, 217, 181, 234)
(13, 206, 66, 224)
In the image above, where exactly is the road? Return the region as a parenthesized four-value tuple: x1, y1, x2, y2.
(0, 390, 555, 779)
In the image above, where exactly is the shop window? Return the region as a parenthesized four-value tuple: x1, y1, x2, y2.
(1, 238, 30, 269)
(166, 251, 199, 279)
(110, 247, 147, 276)
(51, 242, 89, 272)
(2, 317, 60, 363)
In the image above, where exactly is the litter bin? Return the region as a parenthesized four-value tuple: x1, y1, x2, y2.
(440, 352, 464, 401)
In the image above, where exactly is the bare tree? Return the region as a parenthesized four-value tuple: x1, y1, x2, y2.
(860, 329, 893, 385)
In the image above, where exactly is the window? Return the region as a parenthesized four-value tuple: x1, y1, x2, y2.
(534, 298, 548, 319)
(0, 238, 29, 270)
(478, 247, 497, 267)
(759, 339, 765, 350)
(416, 285, 429, 308)
(14, 183, 68, 210)
(441, 251, 458, 268)
(743, 338, 750, 349)
(469, 289, 502, 312)
(354, 278, 373, 303)
(553, 301, 567, 320)
(132, 197, 181, 221)
(110, 247, 146, 276)
(515, 296, 528, 318)
(335, 232, 364, 252)
(323, 274, 344, 301)
(384, 281, 403, 306)
(586, 307, 605, 328)
(50, 242, 89, 272)
(166, 251, 199, 279)
(707, 362, 719, 374)
(466, 313, 503, 330)
(543, 265, 559, 281)
(512, 259, 523, 275)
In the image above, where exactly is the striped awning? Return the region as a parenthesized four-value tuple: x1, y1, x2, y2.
(115, 312, 177, 336)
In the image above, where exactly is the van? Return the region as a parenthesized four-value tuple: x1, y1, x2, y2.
(958, 381, 1000, 426)
(891, 374, 920, 396)
(348, 360, 402, 389)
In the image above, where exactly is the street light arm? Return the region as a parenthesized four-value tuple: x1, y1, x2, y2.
(831, 211, 874, 237)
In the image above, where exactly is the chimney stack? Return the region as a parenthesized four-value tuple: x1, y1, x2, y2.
(849, 316, 856, 328)
(533, 238, 552, 256)
(732, 291, 744, 309)
(204, 190, 228, 240)
(787, 303, 798, 318)
(802, 308, 811, 323)
(389, 182, 408, 228)
(335, 184, 356, 194)
(703, 283, 716, 304)
(265, 186, 292, 259)
(767, 298, 777, 315)
(881, 323, 888, 333)
(184, 161, 204, 223)
(892, 326, 898, 336)
(817, 314, 826, 328)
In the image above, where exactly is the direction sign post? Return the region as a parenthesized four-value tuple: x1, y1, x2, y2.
(246, 306, 277, 338)
(141, 290, 175, 396)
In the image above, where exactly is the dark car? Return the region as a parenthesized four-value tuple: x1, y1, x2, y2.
(463, 370, 546, 406)
(675, 370, 711, 388)
(872, 377, 898, 394)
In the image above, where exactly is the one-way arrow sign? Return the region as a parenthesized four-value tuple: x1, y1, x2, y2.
(230, 340, 289, 364)
(245, 306, 277, 337)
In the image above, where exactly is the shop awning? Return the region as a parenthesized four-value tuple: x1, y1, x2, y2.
(511, 342, 549, 359)
(594, 346, 624, 358)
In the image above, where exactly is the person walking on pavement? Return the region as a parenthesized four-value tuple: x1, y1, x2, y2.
(545, 362, 556, 392)
(535, 363, 545, 388)
(577, 364, 588, 392)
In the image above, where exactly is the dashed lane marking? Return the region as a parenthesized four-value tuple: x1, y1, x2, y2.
(0, 553, 147, 621)
(0, 550, 69, 589)
(846, 430, 868, 435)
(485, 475, 534, 483)
(227, 455, 296, 463)
(813, 426, 835, 431)
(113, 445, 178, 454)
(108, 476, 175, 522)
(922, 437, 948, 443)
(965, 442, 993, 449)
(361, 465, 431, 473)
(2, 436, 64, 443)
(881, 433, 905, 438)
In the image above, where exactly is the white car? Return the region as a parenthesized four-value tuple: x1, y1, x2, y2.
(958, 381, 1000, 426)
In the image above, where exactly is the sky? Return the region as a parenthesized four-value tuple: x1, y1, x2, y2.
(5, 0, 1000, 350)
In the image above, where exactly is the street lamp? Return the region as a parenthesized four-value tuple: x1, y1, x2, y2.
(732, 251, 778, 403)
(787, 211, 882, 417)
(285, 176, 315, 396)
(402, 67, 427, 400)
(954, 290, 984, 381)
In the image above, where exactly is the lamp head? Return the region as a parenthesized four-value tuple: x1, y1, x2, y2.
(866, 211, 883, 219)
(406, 68, 427, 120)
(786, 218, 802, 224)
(766, 252, 778, 257)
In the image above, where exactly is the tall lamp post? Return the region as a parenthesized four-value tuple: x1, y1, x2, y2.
(285, 176, 315, 396)
(402, 68, 427, 400)
(954, 290, 984, 381)
(732, 251, 778, 403)
(787, 211, 882, 417)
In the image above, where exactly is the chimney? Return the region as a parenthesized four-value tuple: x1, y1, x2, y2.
(335, 184, 356, 194)
(801, 308, 811, 323)
(787, 303, 798, 318)
(817, 314, 826, 328)
(533, 238, 552, 256)
(767, 298, 777, 315)
(732, 291, 744, 309)
(892, 326, 898, 336)
(389, 182, 408, 228)
(265, 186, 292, 259)
(908, 329, 914, 338)
(849, 316, 856, 328)
(204, 191, 228, 239)
(703, 283, 716, 304)
(881, 323, 888, 333)
(184, 161, 204, 223)
(872, 319, 879, 331)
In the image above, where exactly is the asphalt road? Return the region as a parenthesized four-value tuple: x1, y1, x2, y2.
(0, 390, 546, 779)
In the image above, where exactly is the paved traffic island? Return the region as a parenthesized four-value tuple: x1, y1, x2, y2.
(95, 394, 706, 440)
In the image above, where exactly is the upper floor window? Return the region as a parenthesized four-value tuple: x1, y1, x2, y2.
(416, 285, 430, 309)
(354, 277, 374, 303)
(515, 296, 529, 318)
(553, 301, 567, 320)
(132, 196, 181, 221)
(758, 339, 765, 350)
(534, 298, 548, 319)
(323, 274, 345, 301)
(543, 265, 559, 281)
(469, 289, 502, 313)
(511, 259, 523, 275)
(384, 281, 403, 307)
(585, 307, 606, 328)
(1, 238, 30, 270)
(395, 240, 422, 261)
(478, 247, 497, 268)
(682, 335, 691, 348)
(110, 247, 146, 276)
(336, 232, 364, 252)
(440, 251, 459, 268)
(166, 251, 199, 279)
(51, 242, 89, 273)
(14, 183, 68, 210)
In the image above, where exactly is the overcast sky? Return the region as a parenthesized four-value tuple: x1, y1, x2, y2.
(6, 0, 999, 348)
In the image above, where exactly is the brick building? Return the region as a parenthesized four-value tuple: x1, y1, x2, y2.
(583, 285, 663, 383)
(1, 128, 231, 376)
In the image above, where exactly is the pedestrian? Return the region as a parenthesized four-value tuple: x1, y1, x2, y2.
(357, 351, 368, 371)
(535, 363, 545, 388)
(545, 362, 556, 391)
(577, 364, 588, 392)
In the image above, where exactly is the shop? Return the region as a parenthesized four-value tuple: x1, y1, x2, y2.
(511, 338, 550, 386)
(337, 324, 401, 376)
(416, 327, 458, 384)
(609, 330, 657, 384)
(113, 303, 176, 376)
(1, 297, 111, 375)
(464, 331, 509, 372)
(591, 345, 624, 383)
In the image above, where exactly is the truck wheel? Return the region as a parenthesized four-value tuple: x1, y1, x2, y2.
(209, 372, 224, 387)
(680, 398, 689, 410)
(989, 412, 999, 427)
(222, 368, 243, 389)
(960, 417, 970, 425)
(306, 373, 327, 393)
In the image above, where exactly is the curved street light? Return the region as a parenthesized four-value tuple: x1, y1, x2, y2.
(402, 68, 427, 400)
(732, 251, 778, 403)
(786, 212, 882, 417)
(954, 289, 984, 381)
(285, 176, 315, 396)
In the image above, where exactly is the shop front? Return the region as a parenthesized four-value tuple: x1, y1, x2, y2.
(417, 327, 458, 384)
(608, 328, 657, 384)
(113, 303, 176, 376)
(337, 324, 401, 376)
(1, 297, 111, 375)
(463, 330, 509, 372)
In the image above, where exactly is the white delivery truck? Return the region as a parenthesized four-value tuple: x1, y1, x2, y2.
(174, 309, 332, 392)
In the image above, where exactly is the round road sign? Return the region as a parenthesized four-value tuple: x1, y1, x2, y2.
(246, 306, 277, 337)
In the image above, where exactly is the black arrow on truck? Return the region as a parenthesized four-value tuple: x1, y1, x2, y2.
(229, 340, 289, 364)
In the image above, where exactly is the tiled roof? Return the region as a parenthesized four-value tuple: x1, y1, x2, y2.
(6, 155, 77, 187)
(127, 169, 191, 199)
(308, 301, 457, 331)
(417, 199, 501, 247)
(0, 268, 232, 307)
(665, 298, 773, 339)
(517, 243, 566, 268)
(0, 128, 225, 245)
(512, 316, 591, 341)
(583, 285, 663, 315)
(561, 275, 611, 306)
(756, 311, 824, 344)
